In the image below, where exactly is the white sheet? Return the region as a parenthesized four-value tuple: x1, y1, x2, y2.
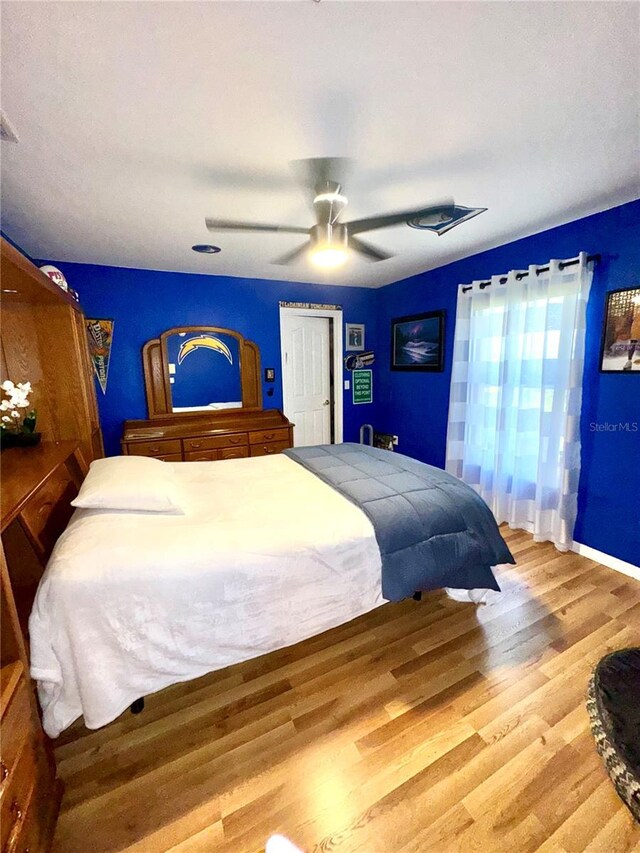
(172, 402, 242, 412)
(29, 455, 384, 737)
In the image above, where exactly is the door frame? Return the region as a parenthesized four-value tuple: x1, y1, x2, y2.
(279, 305, 344, 445)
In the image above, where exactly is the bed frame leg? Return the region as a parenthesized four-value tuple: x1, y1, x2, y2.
(412, 591, 422, 601)
(130, 698, 145, 715)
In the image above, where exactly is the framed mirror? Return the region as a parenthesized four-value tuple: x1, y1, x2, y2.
(142, 326, 262, 418)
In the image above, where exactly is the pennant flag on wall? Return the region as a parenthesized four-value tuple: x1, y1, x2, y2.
(85, 318, 114, 395)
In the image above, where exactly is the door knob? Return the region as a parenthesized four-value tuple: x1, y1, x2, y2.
(323, 400, 330, 406)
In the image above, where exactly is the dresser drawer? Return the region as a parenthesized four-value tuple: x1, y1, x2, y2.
(19, 466, 78, 559)
(7, 783, 38, 853)
(0, 679, 31, 792)
(0, 741, 36, 851)
(219, 446, 249, 460)
(184, 449, 219, 462)
(184, 445, 250, 461)
(183, 433, 248, 452)
(249, 428, 290, 445)
(128, 439, 182, 458)
(250, 440, 290, 457)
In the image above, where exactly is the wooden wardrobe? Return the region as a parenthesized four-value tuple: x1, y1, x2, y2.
(0, 238, 103, 851)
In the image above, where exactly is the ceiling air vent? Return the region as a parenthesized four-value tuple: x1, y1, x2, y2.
(0, 111, 19, 143)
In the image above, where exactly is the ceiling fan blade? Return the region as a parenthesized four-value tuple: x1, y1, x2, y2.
(206, 218, 309, 235)
(349, 237, 393, 262)
(271, 242, 310, 265)
(345, 199, 457, 235)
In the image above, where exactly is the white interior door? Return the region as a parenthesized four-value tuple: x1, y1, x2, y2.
(281, 314, 332, 447)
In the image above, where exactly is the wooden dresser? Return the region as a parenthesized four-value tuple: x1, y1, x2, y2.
(0, 237, 104, 850)
(121, 409, 293, 461)
(0, 446, 87, 853)
(0, 656, 60, 853)
(123, 324, 294, 461)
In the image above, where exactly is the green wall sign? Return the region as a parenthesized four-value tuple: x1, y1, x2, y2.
(353, 369, 373, 405)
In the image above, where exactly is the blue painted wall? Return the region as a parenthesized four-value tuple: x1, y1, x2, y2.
(29, 198, 639, 565)
(375, 199, 640, 566)
(32, 261, 379, 457)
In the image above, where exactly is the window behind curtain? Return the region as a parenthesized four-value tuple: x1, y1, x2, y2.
(446, 255, 593, 550)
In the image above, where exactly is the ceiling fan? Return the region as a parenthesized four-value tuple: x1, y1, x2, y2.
(205, 158, 486, 269)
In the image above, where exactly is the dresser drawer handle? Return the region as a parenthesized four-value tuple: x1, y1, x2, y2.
(229, 436, 242, 444)
(10, 798, 23, 821)
(37, 500, 55, 518)
(263, 433, 275, 440)
(190, 441, 202, 449)
(0, 760, 7, 782)
(149, 445, 162, 454)
(5, 798, 25, 852)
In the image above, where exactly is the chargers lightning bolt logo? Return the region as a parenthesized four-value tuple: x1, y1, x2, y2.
(177, 335, 233, 365)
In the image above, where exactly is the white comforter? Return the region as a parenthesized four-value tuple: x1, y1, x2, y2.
(29, 455, 384, 737)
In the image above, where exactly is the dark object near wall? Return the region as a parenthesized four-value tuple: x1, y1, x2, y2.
(374, 432, 395, 451)
(391, 310, 445, 372)
(587, 648, 640, 822)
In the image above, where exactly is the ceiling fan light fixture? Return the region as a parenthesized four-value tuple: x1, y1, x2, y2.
(313, 191, 348, 206)
(310, 245, 350, 269)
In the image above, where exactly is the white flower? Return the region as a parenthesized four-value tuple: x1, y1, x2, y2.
(1, 378, 32, 416)
(1, 415, 10, 423)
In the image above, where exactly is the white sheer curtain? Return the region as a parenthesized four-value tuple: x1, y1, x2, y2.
(445, 252, 593, 551)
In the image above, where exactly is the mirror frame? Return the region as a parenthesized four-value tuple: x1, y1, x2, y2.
(142, 325, 262, 418)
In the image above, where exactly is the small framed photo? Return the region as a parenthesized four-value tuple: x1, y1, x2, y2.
(346, 323, 365, 352)
(391, 310, 445, 372)
(600, 287, 640, 373)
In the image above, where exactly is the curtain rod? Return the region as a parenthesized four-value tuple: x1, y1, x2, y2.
(461, 253, 601, 293)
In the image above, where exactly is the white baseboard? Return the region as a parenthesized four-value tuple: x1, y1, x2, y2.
(572, 542, 640, 582)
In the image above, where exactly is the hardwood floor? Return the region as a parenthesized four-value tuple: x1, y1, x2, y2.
(51, 530, 640, 853)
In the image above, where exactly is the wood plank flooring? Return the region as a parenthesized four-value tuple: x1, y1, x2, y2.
(52, 530, 640, 852)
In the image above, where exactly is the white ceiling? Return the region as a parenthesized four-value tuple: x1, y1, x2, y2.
(1, 1, 639, 288)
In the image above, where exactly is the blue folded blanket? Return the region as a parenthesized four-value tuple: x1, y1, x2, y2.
(285, 443, 514, 602)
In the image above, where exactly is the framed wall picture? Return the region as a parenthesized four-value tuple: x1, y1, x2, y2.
(600, 287, 640, 373)
(346, 323, 365, 352)
(391, 310, 445, 372)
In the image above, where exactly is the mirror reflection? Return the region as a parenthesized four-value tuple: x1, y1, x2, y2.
(165, 331, 243, 412)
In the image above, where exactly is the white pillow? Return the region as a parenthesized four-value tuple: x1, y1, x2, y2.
(71, 456, 185, 514)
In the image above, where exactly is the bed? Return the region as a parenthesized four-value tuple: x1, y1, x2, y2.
(29, 444, 513, 737)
